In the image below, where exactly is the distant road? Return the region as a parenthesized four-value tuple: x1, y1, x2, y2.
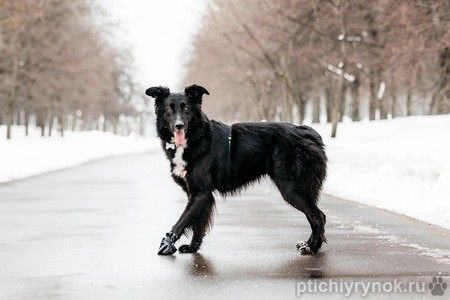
(0, 151, 448, 299)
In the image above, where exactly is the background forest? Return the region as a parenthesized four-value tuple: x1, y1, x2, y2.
(0, 0, 141, 139)
(184, 0, 449, 136)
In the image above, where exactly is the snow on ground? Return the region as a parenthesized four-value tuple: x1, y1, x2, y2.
(311, 115, 450, 229)
(0, 126, 158, 183)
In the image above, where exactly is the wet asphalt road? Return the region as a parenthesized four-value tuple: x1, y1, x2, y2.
(0, 151, 449, 299)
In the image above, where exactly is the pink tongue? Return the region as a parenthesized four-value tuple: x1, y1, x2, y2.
(174, 130, 186, 146)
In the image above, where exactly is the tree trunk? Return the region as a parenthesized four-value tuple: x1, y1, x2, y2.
(379, 88, 388, 120)
(339, 83, 346, 122)
(429, 92, 439, 115)
(58, 114, 64, 137)
(390, 78, 398, 118)
(296, 94, 305, 125)
(5, 106, 14, 139)
(312, 94, 320, 123)
(331, 78, 346, 138)
(48, 114, 54, 137)
(391, 94, 398, 118)
(339, 81, 346, 126)
(369, 77, 377, 120)
(325, 87, 333, 123)
(36, 111, 46, 137)
(406, 90, 412, 116)
(350, 77, 360, 121)
(6, 125, 12, 139)
(24, 110, 30, 136)
(6, 113, 12, 140)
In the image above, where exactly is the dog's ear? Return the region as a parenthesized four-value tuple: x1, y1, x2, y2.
(184, 84, 209, 104)
(145, 86, 170, 100)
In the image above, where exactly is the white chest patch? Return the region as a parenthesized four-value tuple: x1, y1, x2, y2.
(172, 146, 187, 178)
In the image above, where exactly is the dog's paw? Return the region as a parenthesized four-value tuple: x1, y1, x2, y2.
(178, 244, 198, 254)
(158, 242, 177, 255)
(296, 241, 313, 255)
(157, 233, 178, 255)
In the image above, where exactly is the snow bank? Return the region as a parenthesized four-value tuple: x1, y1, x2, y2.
(0, 126, 158, 183)
(311, 115, 450, 229)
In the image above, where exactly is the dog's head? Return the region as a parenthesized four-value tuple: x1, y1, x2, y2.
(145, 84, 209, 146)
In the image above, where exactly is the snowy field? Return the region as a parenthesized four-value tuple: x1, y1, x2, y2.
(312, 115, 450, 229)
(0, 126, 158, 183)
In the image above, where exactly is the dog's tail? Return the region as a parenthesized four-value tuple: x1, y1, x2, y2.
(295, 125, 328, 203)
(296, 125, 325, 146)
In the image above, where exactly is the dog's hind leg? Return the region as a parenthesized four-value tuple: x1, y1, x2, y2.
(272, 178, 326, 255)
(296, 205, 326, 255)
(179, 198, 215, 253)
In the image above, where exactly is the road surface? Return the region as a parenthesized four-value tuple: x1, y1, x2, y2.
(0, 151, 449, 299)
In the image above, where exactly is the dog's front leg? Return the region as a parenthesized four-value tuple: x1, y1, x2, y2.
(158, 191, 213, 255)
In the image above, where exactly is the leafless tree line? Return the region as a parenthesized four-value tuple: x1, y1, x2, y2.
(0, 0, 140, 139)
(184, 0, 449, 137)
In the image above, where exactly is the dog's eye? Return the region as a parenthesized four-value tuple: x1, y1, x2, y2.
(180, 102, 186, 110)
(169, 103, 175, 111)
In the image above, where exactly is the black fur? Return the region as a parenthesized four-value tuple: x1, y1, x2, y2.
(146, 84, 327, 256)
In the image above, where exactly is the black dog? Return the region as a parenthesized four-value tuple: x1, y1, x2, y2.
(145, 84, 327, 255)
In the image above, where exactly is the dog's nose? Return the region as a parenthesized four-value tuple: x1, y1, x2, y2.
(175, 123, 184, 130)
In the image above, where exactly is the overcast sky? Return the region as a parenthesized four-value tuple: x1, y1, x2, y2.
(104, 0, 209, 91)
